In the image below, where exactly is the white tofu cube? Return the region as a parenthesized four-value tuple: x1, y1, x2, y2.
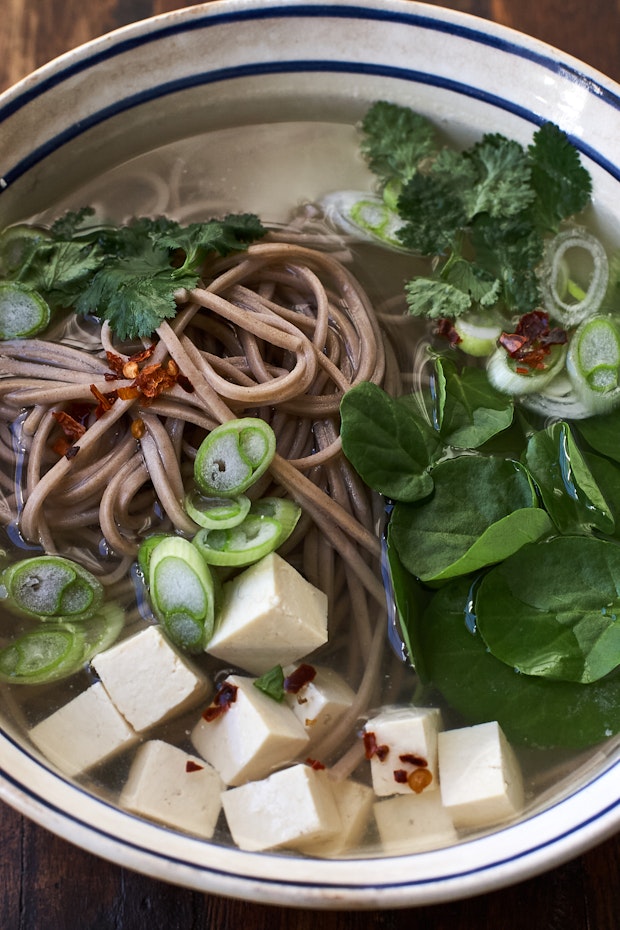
(206, 553, 328, 674)
(298, 777, 374, 857)
(283, 664, 355, 744)
(374, 793, 458, 855)
(221, 763, 341, 852)
(92, 625, 210, 732)
(438, 721, 524, 829)
(120, 739, 223, 838)
(29, 682, 137, 777)
(191, 674, 309, 786)
(364, 707, 442, 797)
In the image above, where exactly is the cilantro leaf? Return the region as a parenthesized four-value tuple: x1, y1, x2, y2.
(159, 214, 266, 277)
(360, 101, 437, 186)
(463, 134, 534, 219)
(471, 214, 544, 312)
(528, 122, 592, 232)
(442, 257, 502, 308)
(405, 276, 472, 319)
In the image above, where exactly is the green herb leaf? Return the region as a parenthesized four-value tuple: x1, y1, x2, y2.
(253, 665, 285, 701)
(419, 577, 620, 749)
(476, 536, 620, 683)
(436, 357, 515, 448)
(360, 101, 437, 187)
(463, 134, 535, 219)
(524, 421, 615, 535)
(390, 455, 552, 583)
(405, 276, 472, 320)
(528, 122, 592, 232)
(340, 382, 440, 502)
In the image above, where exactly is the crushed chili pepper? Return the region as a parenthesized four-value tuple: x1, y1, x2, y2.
(305, 757, 326, 771)
(407, 768, 433, 794)
(498, 310, 567, 371)
(363, 731, 389, 762)
(202, 681, 238, 722)
(283, 663, 317, 694)
(393, 769, 409, 784)
(89, 384, 116, 418)
(52, 411, 86, 442)
(131, 418, 146, 439)
(435, 317, 462, 346)
(185, 760, 204, 773)
(399, 753, 428, 768)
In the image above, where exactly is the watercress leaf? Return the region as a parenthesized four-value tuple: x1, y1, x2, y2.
(386, 531, 432, 681)
(390, 455, 551, 582)
(574, 406, 620, 463)
(437, 357, 514, 449)
(476, 536, 620, 683)
(524, 421, 615, 535)
(419, 577, 620, 749)
(340, 382, 440, 502)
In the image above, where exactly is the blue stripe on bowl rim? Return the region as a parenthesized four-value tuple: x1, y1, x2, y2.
(1, 1, 620, 896)
(1, 3, 620, 191)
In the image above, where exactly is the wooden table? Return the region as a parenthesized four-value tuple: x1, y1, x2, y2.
(1, 1, 619, 927)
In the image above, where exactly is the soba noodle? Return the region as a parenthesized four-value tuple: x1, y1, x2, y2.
(0, 236, 399, 775)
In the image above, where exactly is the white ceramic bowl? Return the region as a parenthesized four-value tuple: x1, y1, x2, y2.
(1, 0, 620, 909)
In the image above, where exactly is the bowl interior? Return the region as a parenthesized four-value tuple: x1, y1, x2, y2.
(1, 0, 620, 909)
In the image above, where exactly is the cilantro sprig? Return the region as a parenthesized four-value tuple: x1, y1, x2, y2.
(359, 101, 592, 321)
(0, 209, 266, 340)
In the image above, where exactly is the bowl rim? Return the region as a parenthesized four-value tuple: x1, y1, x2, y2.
(1, 0, 620, 909)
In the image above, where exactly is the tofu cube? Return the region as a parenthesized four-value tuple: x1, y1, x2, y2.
(206, 553, 328, 674)
(364, 707, 442, 797)
(374, 792, 458, 855)
(28, 682, 137, 777)
(437, 721, 524, 829)
(92, 625, 210, 732)
(191, 674, 309, 786)
(120, 739, 223, 838)
(298, 777, 374, 857)
(283, 664, 355, 744)
(221, 763, 341, 852)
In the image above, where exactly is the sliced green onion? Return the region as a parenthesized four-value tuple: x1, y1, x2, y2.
(0, 283, 50, 339)
(149, 536, 215, 653)
(320, 190, 406, 250)
(0, 223, 51, 276)
(194, 417, 276, 497)
(521, 373, 594, 420)
(249, 497, 301, 546)
(184, 489, 251, 529)
(541, 227, 609, 327)
(192, 514, 282, 567)
(487, 343, 567, 396)
(137, 533, 171, 576)
(0, 604, 123, 685)
(452, 317, 502, 357)
(1, 556, 103, 621)
(566, 315, 620, 414)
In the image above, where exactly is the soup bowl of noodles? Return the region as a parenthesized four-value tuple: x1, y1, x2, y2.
(1, 0, 620, 909)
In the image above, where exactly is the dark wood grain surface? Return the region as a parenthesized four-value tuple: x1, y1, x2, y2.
(2, 1, 620, 927)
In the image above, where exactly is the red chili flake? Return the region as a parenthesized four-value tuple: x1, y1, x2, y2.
(393, 769, 409, 784)
(363, 731, 390, 762)
(129, 344, 157, 365)
(105, 351, 126, 377)
(185, 760, 204, 773)
(202, 681, 238, 723)
(407, 768, 433, 794)
(305, 757, 326, 771)
(131, 418, 146, 439)
(51, 437, 71, 457)
(498, 310, 567, 371)
(133, 362, 178, 400)
(52, 410, 86, 442)
(104, 372, 119, 382)
(116, 386, 141, 401)
(283, 663, 317, 694)
(435, 317, 462, 346)
(177, 373, 195, 393)
(89, 384, 117, 417)
(399, 753, 428, 767)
